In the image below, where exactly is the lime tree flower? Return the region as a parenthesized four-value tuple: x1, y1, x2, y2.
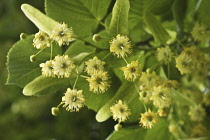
(175, 46, 205, 75)
(120, 60, 143, 81)
(33, 30, 51, 49)
(156, 46, 174, 64)
(51, 22, 75, 46)
(190, 123, 208, 138)
(139, 69, 163, 91)
(163, 80, 180, 89)
(110, 100, 131, 123)
(86, 70, 110, 93)
(84, 56, 106, 75)
(176, 53, 193, 75)
(40, 60, 55, 77)
(139, 91, 152, 104)
(61, 88, 85, 112)
(52, 55, 76, 78)
(150, 86, 172, 108)
(139, 109, 158, 129)
(110, 34, 132, 58)
(191, 23, 210, 41)
(188, 104, 206, 122)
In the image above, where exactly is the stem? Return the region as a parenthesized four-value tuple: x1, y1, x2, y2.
(80, 75, 90, 79)
(123, 57, 128, 65)
(151, 61, 161, 71)
(73, 74, 79, 89)
(143, 103, 147, 112)
(102, 52, 111, 60)
(50, 44, 53, 60)
(35, 48, 45, 56)
(194, 0, 203, 15)
(57, 102, 63, 108)
(98, 20, 107, 28)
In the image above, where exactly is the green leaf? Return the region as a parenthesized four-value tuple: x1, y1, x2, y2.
(144, 119, 170, 140)
(162, 59, 182, 81)
(144, 0, 174, 15)
(172, 0, 187, 32)
(23, 76, 69, 96)
(107, 127, 146, 140)
(65, 40, 95, 66)
(65, 40, 95, 57)
(21, 4, 57, 35)
(129, 0, 150, 42)
(144, 13, 170, 45)
(107, 119, 170, 140)
(197, 0, 210, 28)
(6, 35, 62, 87)
(45, 0, 111, 38)
(127, 96, 144, 123)
(83, 30, 112, 49)
(109, 0, 130, 36)
(96, 81, 138, 122)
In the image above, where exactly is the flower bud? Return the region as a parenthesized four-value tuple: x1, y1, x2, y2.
(20, 33, 28, 39)
(114, 124, 122, 131)
(92, 34, 101, 42)
(51, 107, 60, 116)
(158, 108, 168, 117)
(30, 55, 37, 62)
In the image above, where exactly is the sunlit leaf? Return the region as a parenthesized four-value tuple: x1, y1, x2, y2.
(21, 4, 57, 35)
(144, 13, 170, 45)
(46, 0, 112, 38)
(96, 81, 138, 122)
(109, 0, 130, 36)
(23, 75, 69, 96)
(107, 127, 146, 140)
(6, 35, 62, 87)
(198, 0, 210, 28)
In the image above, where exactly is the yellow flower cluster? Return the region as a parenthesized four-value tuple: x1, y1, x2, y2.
(85, 56, 110, 94)
(110, 34, 132, 58)
(51, 22, 75, 46)
(40, 55, 75, 78)
(139, 69, 163, 91)
(175, 46, 207, 75)
(33, 31, 51, 49)
(84, 56, 106, 75)
(86, 70, 110, 93)
(190, 123, 208, 138)
(61, 88, 85, 112)
(188, 104, 206, 122)
(156, 46, 174, 64)
(150, 86, 172, 108)
(139, 109, 158, 129)
(138, 68, 179, 124)
(191, 23, 210, 42)
(110, 100, 131, 123)
(33, 22, 75, 48)
(120, 60, 143, 81)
